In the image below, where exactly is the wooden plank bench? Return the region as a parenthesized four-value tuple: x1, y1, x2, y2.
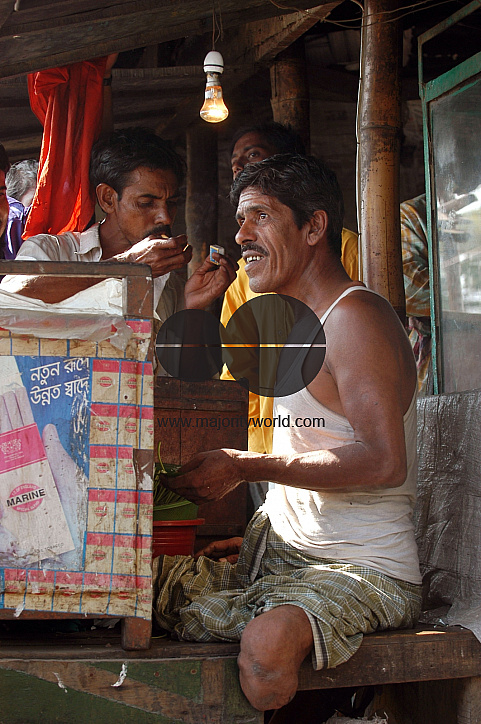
(0, 624, 481, 723)
(1, 372, 479, 722)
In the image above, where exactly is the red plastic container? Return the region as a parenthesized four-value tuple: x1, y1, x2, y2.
(152, 518, 205, 558)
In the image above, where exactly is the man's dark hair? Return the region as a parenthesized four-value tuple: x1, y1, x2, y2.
(229, 122, 306, 158)
(230, 154, 344, 256)
(90, 127, 185, 197)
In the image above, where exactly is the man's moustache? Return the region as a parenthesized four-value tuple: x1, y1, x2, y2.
(149, 225, 172, 238)
(242, 243, 268, 256)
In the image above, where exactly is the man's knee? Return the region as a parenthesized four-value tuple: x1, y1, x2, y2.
(237, 605, 313, 711)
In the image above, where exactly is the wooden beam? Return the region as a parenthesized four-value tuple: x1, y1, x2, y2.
(0, 0, 335, 79)
(158, 3, 340, 137)
(228, 3, 340, 66)
(111, 67, 205, 81)
(0, 0, 13, 33)
(2, 0, 322, 33)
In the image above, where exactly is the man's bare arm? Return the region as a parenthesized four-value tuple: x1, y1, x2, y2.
(1, 234, 192, 304)
(164, 293, 417, 503)
(0, 274, 101, 303)
(113, 234, 192, 278)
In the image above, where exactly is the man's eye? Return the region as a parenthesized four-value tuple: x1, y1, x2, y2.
(138, 200, 153, 208)
(248, 151, 260, 159)
(259, 213, 268, 220)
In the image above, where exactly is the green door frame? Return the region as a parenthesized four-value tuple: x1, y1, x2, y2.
(418, 1, 481, 393)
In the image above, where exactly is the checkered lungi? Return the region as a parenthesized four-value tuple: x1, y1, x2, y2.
(153, 510, 421, 670)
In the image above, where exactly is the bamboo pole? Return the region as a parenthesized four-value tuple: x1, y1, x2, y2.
(358, 0, 405, 321)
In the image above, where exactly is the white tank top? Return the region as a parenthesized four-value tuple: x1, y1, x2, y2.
(264, 286, 422, 585)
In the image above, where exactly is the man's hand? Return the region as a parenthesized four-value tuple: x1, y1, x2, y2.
(184, 253, 238, 309)
(194, 537, 243, 563)
(163, 448, 247, 504)
(114, 234, 192, 278)
(104, 52, 118, 78)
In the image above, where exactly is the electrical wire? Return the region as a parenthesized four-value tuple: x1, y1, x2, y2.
(211, 2, 223, 50)
(266, 0, 464, 29)
(365, 0, 467, 25)
(327, 0, 462, 28)
(212, 6, 215, 49)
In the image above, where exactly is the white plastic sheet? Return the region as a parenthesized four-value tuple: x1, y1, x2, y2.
(0, 279, 132, 350)
(415, 389, 481, 640)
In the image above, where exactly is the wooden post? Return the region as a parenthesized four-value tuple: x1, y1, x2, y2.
(358, 0, 405, 320)
(270, 40, 310, 152)
(458, 677, 481, 724)
(121, 617, 152, 651)
(185, 122, 219, 272)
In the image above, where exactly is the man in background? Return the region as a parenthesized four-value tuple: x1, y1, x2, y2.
(1, 127, 236, 319)
(401, 193, 431, 395)
(0, 145, 11, 260)
(4, 159, 39, 260)
(221, 123, 359, 511)
(0, 168, 8, 247)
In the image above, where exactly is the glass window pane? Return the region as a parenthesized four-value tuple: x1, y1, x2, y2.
(431, 74, 481, 392)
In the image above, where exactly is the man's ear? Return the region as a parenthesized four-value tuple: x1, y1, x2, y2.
(96, 183, 117, 215)
(306, 210, 328, 246)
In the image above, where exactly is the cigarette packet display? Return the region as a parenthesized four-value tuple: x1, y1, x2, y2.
(0, 304, 154, 621)
(0, 386, 75, 563)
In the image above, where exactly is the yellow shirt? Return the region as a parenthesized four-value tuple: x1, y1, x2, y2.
(220, 228, 359, 453)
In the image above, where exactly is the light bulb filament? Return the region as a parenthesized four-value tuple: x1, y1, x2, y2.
(200, 70, 229, 123)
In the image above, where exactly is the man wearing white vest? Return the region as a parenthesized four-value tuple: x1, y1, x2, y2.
(154, 154, 422, 715)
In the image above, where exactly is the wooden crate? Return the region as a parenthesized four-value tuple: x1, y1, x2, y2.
(154, 377, 249, 548)
(0, 261, 155, 651)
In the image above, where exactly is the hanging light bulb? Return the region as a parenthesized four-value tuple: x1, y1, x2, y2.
(200, 51, 229, 123)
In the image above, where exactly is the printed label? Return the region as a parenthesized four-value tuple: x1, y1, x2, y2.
(89, 446, 117, 488)
(115, 491, 138, 535)
(92, 360, 120, 404)
(0, 423, 75, 564)
(84, 532, 114, 573)
(6, 483, 46, 512)
(89, 404, 119, 446)
(53, 572, 83, 612)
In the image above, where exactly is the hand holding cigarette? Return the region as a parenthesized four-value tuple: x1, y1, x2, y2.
(113, 232, 192, 277)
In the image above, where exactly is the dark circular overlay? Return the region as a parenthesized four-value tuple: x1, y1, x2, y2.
(155, 295, 326, 396)
(155, 309, 223, 383)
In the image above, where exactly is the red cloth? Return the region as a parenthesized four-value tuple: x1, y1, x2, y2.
(24, 57, 108, 238)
